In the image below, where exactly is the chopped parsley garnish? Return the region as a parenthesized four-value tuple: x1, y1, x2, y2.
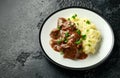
(72, 16, 76, 19)
(88, 40, 91, 42)
(88, 44, 91, 47)
(82, 35, 87, 40)
(76, 23, 79, 25)
(64, 38, 68, 43)
(65, 32, 70, 37)
(74, 14, 77, 17)
(72, 14, 77, 19)
(76, 29, 81, 35)
(75, 39, 82, 45)
(86, 20, 91, 24)
(57, 25, 61, 30)
(68, 18, 70, 21)
(57, 39, 62, 44)
(87, 29, 89, 32)
(57, 38, 65, 44)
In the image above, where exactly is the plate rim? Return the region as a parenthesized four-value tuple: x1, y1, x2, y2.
(39, 6, 114, 70)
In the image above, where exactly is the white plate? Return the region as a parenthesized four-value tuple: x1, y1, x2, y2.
(39, 7, 114, 70)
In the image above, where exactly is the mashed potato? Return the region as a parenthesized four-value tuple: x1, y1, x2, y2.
(68, 14, 101, 54)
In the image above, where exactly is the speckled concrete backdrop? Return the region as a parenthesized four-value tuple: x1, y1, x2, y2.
(0, 0, 120, 78)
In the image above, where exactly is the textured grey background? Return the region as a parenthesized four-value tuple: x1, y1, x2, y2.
(0, 0, 120, 78)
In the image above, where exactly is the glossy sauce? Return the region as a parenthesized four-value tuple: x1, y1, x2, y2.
(50, 18, 88, 60)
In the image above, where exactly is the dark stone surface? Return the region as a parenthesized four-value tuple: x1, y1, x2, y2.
(0, 0, 120, 78)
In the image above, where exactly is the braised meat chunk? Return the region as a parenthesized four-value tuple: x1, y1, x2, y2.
(50, 28, 60, 39)
(50, 17, 88, 60)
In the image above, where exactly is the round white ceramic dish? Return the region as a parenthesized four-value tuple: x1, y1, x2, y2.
(39, 7, 114, 70)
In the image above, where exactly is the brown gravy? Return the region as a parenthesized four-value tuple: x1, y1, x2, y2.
(50, 18, 88, 60)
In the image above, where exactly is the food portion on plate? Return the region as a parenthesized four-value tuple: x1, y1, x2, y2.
(49, 14, 101, 60)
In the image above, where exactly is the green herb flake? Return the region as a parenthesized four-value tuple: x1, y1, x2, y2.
(65, 32, 70, 37)
(72, 14, 77, 19)
(88, 44, 91, 47)
(61, 38, 65, 41)
(60, 51, 64, 55)
(76, 29, 81, 35)
(64, 38, 68, 43)
(68, 18, 70, 21)
(77, 23, 79, 25)
(87, 29, 89, 32)
(88, 40, 91, 42)
(57, 38, 65, 44)
(75, 39, 82, 45)
(82, 35, 87, 40)
(86, 20, 91, 24)
(75, 14, 77, 17)
(57, 39, 62, 44)
(57, 25, 61, 30)
(72, 15, 76, 19)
